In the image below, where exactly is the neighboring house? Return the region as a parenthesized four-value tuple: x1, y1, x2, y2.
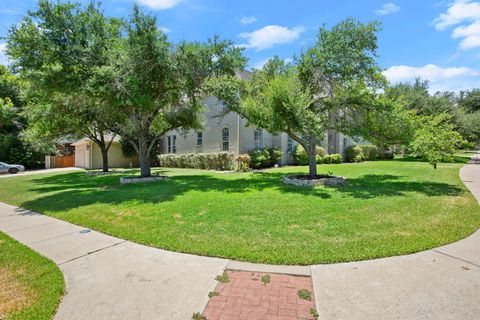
(72, 135, 138, 169)
(159, 97, 354, 165)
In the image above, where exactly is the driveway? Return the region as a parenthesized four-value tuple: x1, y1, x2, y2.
(0, 163, 479, 319)
(0, 167, 83, 178)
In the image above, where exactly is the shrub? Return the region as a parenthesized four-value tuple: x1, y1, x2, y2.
(344, 146, 364, 163)
(322, 154, 332, 164)
(158, 152, 234, 171)
(267, 146, 282, 165)
(330, 153, 342, 164)
(459, 140, 477, 150)
(293, 145, 326, 165)
(360, 145, 379, 161)
(315, 155, 323, 164)
(235, 154, 251, 172)
(249, 147, 282, 169)
(380, 151, 394, 160)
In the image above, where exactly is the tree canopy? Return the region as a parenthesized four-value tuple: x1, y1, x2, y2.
(89, 5, 246, 177)
(236, 18, 385, 177)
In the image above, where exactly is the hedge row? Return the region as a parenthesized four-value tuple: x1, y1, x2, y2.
(293, 145, 342, 165)
(344, 145, 394, 162)
(158, 152, 235, 171)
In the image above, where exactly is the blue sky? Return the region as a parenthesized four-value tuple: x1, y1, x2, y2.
(0, 0, 479, 92)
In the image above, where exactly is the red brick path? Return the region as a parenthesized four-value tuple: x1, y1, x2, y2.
(203, 270, 317, 320)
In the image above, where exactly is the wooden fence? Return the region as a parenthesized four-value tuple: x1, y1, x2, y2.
(45, 155, 75, 169)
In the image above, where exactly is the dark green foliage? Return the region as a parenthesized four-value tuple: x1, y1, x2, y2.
(208, 291, 219, 298)
(293, 145, 326, 165)
(0, 67, 45, 169)
(344, 146, 364, 163)
(360, 145, 380, 161)
(158, 152, 235, 171)
(249, 147, 282, 169)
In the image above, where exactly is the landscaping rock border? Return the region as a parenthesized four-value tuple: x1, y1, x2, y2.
(283, 175, 346, 187)
(87, 171, 127, 176)
(120, 175, 168, 184)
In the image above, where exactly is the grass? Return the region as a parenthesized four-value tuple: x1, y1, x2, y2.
(0, 232, 64, 320)
(0, 160, 478, 265)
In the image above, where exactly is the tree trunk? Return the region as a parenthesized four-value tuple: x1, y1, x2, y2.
(99, 145, 109, 172)
(138, 135, 151, 177)
(307, 136, 317, 177)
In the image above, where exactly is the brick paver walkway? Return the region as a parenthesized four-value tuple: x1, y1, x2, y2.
(203, 270, 317, 320)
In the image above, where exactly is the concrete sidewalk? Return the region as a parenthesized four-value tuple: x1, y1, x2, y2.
(0, 163, 479, 319)
(0, 203, 227, 320)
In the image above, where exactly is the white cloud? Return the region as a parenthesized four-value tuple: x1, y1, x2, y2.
(375, 3, 400, 15)
(159, 26, 171, 33)
(136, 0, 182, 10)
(384, 64, 480, 92)
(0, 43, 7, 66)
(240, 16, 257, 25)
(238, 25, 305, 51)
(434, 0, 480, 50)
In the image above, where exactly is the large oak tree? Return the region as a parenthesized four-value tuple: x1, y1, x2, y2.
(91, 6, 246, 177)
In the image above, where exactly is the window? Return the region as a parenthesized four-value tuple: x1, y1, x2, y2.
(172, 135, 177, 153)
(197, 132, 203, 146)
(287, 137, 294, 154)
(222, 128, 229, 151)
(254, 129, 263, 149)
(343, 138, 348, 148)
(167, 136, 171, 153)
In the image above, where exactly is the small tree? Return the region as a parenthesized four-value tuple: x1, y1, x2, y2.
(7, 0, 122, 171)
(92, 6, 246, 177)
(409, 113, 462, 169)
(237, 19, 385, 177)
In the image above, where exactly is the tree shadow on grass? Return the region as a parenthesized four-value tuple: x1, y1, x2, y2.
(17, 170, 464, 214)
(331, 174, 464, 199)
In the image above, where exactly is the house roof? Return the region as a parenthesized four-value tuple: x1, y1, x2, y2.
(72, 134, 120, 146)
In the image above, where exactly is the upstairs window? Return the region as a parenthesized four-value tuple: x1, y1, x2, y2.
(197, 132, 203, 146)
(222, 128, 229, 151)
(172, 135, 177, 153)
(287, 137, 294, 153)
(254, 129, 263, 149)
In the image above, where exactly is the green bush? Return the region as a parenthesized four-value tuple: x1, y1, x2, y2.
(323, 154, 332, 164)
(330, 153, 342, 164)
(459, 140, 477, 150)
(344, 146, 364, 163)
(158, 152, 234, 171)
(315, 155, 323, 164)
(249, 147, 282, 169)
(293, 145, 326, 165)
(360, 145, 380, 161)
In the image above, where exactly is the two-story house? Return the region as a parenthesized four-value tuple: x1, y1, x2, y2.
(159, 96, 354, 165)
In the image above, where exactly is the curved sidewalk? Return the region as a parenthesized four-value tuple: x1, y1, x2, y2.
(0, 164, 479, 319)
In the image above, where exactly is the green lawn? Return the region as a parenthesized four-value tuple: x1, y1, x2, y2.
(0, 160, 478, 265)
(0, 232, 64, 320)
